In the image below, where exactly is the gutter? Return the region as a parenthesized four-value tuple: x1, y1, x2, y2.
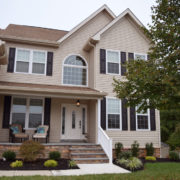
(0, 35, 59, 48)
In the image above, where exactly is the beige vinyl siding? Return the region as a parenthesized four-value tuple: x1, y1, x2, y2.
(0, 11, 113, 88)
(95, 15, 161, 148)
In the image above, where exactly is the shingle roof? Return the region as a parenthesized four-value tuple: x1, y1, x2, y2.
(0, 24, 68, 42)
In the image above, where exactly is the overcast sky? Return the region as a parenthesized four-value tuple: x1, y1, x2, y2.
(0, 0, 156, 31)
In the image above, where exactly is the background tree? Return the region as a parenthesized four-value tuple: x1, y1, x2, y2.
(113, 0, 180, 144)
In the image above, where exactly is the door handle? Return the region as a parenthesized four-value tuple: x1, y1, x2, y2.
(79, 120, 81, 129)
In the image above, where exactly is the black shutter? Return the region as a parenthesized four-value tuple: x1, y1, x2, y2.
(130, 107, 136, 131)
(122, 99, 128, 130)
(128, 52, 134, 62)
(101, 97, 106, 130)
(44, 98, 51, 126)
(121, 52, 126, 76)
(7, 48, 16, 73)
(100, 49, 106, 74)
(2, 96, 11, 128)
(150, 109, 156, 131)
(46, 52, 53, 76)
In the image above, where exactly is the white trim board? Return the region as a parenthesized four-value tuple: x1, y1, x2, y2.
(58, 4, 116, 43)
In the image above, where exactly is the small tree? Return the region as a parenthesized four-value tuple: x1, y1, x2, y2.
(146, 143, 155, 156)
(115, 142, 123, 159)
(19, 140, 45, 162)
(131, 141, 140, 157)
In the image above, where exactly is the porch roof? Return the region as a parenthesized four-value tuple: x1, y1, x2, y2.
(0, 81, 107, 99)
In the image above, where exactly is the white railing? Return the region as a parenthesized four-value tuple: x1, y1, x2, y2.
(98, 126, 112, 164)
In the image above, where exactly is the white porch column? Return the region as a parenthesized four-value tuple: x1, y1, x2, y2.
(97, 98, 101, 144)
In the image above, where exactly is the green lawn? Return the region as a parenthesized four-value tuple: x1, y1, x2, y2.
(1, 163, 180, 180)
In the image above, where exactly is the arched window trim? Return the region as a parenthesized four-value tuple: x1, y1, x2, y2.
(62, 54, 88, 87)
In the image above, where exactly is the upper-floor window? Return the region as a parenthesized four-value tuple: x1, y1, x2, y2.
(136, 105, 150, 130)
(134, 53, 147, 61)
(15, 48, 47, 75)
(106, 50, 120, 74)
(107, 98, 121, 130)
(63, 55, 87, 86)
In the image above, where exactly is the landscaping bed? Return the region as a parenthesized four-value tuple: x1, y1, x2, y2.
(140, 157, 180, 163)
(0, 158, 79, 170)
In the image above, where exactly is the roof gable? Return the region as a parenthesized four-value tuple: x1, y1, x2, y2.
(57, 4, 116, 43)
(92, 8, 145, 41)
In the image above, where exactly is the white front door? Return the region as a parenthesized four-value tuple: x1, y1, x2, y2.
(61, 104, 86, 140)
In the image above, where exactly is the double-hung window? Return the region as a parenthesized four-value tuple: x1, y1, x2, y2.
(15, 48, 46, 74)
(11, 97, 44, 129)
(107, 98, 121, 129)
(134, 53, 147, 61)
(106, 50, 120, 74)
(136, 105, 150, 130)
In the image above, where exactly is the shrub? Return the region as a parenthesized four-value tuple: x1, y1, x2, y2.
(145, 143, 154, 156)
(116, 157, 143, 171)
(145, 156, 156, 161)
(10, 160, 23, 168)
(2, 151, 16, 161)
(119, 151, 132, 160)
(44, 160, 58, 167)
(115, 142, 123, 158)
(49, 151, 61, 160)
(19, 140, 45, 162)
(169, 151, 179, 160)
(131, 141, 140, 157)
(69, 160, 77, 168)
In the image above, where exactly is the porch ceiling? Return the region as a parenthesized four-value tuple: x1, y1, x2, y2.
(0, 81, 107, 99)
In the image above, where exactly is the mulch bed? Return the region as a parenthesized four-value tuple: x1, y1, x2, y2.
(0, 158, 79, 170)
(114, 158, 180, 172)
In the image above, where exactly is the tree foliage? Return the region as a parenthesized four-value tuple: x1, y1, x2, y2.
(113, 0, 180, 112)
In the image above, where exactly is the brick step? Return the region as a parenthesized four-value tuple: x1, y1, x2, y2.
(70, 148, 104, 153)
(70, 145, 101, 148)
(74, 157, 109, 164)
(71, 152, 107, 158)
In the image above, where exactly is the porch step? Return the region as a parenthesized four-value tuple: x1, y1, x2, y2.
(70, 144, 109, 164)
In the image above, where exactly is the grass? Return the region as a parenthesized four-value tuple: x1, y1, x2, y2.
(0, 163, 180, 180)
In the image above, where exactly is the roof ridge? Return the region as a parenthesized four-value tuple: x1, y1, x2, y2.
(7, 24, 68, 32)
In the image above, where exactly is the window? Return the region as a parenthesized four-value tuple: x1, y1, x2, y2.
(106, 50, 120, 74)
(136, 105, 150, 130)
(15, 48, 46, 74)
(11, 97, 44, 129)
(134, 53, 147, 61)
(63, 55, 87, 86)
(107, 98, 121, 129)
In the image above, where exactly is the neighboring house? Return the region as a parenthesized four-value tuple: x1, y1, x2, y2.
(0, 5, 160, 163)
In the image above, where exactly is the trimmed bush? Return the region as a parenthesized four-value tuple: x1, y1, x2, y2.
(44, 160, 58, 167)
(119, 151, 132, 160)
(10, 160, 23, 168)
(19, 140, 45, 162)
(145, 143, 154, 156)
(2, 151, 16, 161)
(169, 151, 179, 160)
(49, 151, 61, 160)
(116, 157, 143, 171)
(115, 142, 123, 158)
(145, 156, 156, 161)
(131, 141, 140, 157)
(69, 160, 77, 168)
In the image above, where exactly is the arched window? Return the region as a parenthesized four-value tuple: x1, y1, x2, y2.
(63, 55, 87, 86)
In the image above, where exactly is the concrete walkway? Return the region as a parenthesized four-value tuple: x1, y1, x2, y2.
(0, 163, 130, 177)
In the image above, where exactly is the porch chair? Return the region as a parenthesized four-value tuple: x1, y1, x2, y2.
(9, 124, 29, 143)
(33, 125, 49, 143)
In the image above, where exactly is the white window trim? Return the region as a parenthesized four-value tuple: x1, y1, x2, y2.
(136, 107, 150, 131)
(14, 48, 47, 75)
(10, 96, 44, 130)
(106, 96, 122, 130)
(134, 52, 148, 61)
(106, 49, 121, 75)
(62, 54, 88, 87)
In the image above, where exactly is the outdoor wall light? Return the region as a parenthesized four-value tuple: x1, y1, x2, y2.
(76, 100, 80, 107)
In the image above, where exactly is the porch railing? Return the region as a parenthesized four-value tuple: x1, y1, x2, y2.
(98, 126, 112, 164)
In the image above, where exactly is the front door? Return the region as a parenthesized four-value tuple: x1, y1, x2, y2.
(61, 104, 86, 140)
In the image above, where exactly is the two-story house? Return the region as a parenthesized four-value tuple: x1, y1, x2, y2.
(0, 5, 160, 163)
